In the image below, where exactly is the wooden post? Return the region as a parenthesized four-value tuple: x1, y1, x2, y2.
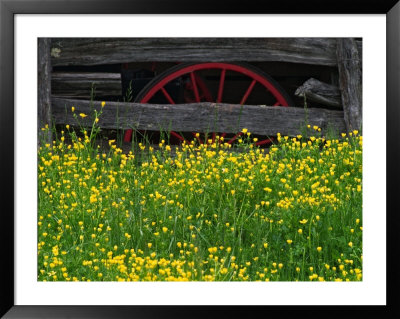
(336, 38, 362, 133)
(38, 38, 52, 146)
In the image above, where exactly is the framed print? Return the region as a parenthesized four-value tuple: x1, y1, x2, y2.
(1, 0, 399, 317)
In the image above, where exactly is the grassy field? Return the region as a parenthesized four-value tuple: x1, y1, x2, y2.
(37, 105, 362, 282)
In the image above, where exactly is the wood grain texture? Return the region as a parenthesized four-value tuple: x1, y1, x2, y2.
(336, 38, 362, 132)
(295, 78, 342, 107)
(52, 72, 122, 98)
(52, 98, 346, 136)
(38, 38, 52, 145)
(50, 38, 362, 67)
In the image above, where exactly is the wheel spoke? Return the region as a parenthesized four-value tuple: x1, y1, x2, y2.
(227, 132, 243, 144)
(240, 79, 256, 105)
(273, 101, 281, 106)
(217, 69, 226, 103)
(170, 130, 185, 141)
(255, 138, 274, 146)
(212, 132, 216, 144)
(190, 72, 201, 102)
(123, 129, 133, 142)
(195, 74, 214, 102)
(161, 87, 176, 104)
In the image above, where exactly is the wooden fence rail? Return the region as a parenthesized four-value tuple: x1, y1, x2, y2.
(50, 38, 362, 67)
(52, 72, 122, 98)
(52, 98, 346, 137)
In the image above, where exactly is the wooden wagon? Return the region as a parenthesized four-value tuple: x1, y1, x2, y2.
(38, 38, 362, 146)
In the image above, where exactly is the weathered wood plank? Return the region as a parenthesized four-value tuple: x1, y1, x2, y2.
(295, 78, 342, 107)
(336, 38, 362, 132)
(38, 38, 52, 145)
(52, 98, 346, 136)
(52, 72, 122, 98)
(50, 38, 361, 67)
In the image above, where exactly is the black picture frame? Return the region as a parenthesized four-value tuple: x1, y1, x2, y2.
(1, 0, 399, 318)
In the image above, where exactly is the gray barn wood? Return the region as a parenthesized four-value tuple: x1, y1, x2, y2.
(52, 72, 122, 98)
(336, 38, 362, 132)
(295, 78, 342, 107)
(51, 38, 361, 67)
(52, 98, 346, 137)
(38, 38, 52, 145)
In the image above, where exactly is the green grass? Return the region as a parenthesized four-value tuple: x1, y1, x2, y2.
(37, 107, 362, 282)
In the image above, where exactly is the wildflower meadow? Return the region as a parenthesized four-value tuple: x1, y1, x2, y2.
(38, 102, 362, 282)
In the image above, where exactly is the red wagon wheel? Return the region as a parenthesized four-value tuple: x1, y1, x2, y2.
(124, 62, 294, 146)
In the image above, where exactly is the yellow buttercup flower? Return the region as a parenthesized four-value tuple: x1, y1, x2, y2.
(37, 119, 362, 282)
